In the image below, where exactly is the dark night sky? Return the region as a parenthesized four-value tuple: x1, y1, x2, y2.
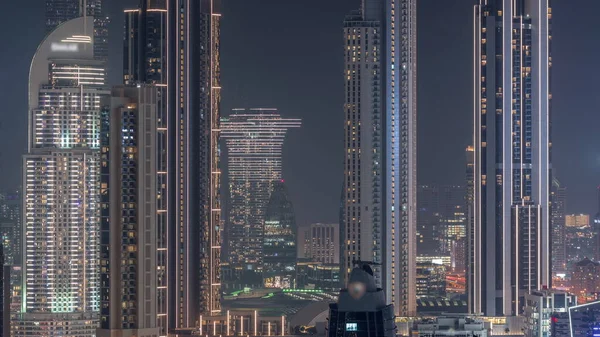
(1, 1, 600, 226)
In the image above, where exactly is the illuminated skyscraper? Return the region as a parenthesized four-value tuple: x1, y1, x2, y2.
(221, 109, 300, 277)
(45, 0, 109, 61)
(17, 17, 107, 337)
(263, 181, 297, 289)
(342, 0, 418, 317)
(122, 1, 168, 334)
(166, 0, 222, 326)
(123, 0, 222, 331)
(97, 86, 159, 337)
(470, 0, 552, 316)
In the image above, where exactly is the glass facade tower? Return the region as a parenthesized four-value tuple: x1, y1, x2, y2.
(221, 109, 300, 278)
(470, 0, 552, 316)
(263, 181, 297, 289)
(342, 0, 417, 317)
(17, 17, 108, 337)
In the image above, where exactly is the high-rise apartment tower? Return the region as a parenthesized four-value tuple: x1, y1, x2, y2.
(17, 17, 107, 337)
(124, 0, 223, 332)
(470, 0, 552, 316)
(342, 0, 417, 317)
(97, 86, 159, 337)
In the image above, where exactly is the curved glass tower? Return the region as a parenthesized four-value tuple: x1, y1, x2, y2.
(263, 181, 297, 289)
(221, 109, 300, 279)
(17, 17, 107, 337)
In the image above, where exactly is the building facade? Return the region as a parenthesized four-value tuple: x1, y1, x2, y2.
(262, 181, 297, 289)
(17, 17, 107, 337)
(566, 214, 590, 228)
(342, 0, 417, 317)
(415, 316, 487, 337)
(523, 290, 576, 337)
(97, 86, 159, 337)
(221, 109, 300, 276)
(45, 0, 109, 61)
(0, 191, 21, 266)
(571, 258, 600, 303)
(121, 1, 225, 326)
(470, 0, 552, 316)
(550, 178, 566, 276)
(122, 1, 169, 334)
(298, 223, 340, 265)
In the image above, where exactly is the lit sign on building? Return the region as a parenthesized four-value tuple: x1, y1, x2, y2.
(346, 323, 358, 332)
(51, 43, 79, 52)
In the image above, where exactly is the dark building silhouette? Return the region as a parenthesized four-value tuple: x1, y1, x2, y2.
(327, 262, 396, 337)
(263, 181, 297, 288)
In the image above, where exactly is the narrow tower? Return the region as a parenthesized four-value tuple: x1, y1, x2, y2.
(342, 0, 417, 317)
(97, 86, 159, 337)
(470, 0, 552, 316)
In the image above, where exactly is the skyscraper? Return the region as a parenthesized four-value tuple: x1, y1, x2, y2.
(470, 0, 552, 316)
(122, 2, 168, 334)
(123, 0, 222, 331)
(17, 17, 107, 337)
(221, 109, 300, 277)
(45, 0, 109, 61)
(166, 0, 222, 326)
(263, 181, 297, 289)
(342, 0, 417, 317)
(97, 86, 159, 337)
(551, 178, 566, 276)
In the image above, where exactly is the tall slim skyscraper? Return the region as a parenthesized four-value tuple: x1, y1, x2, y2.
(342, 0, 417, 317)
(221, 109, 300, 277)
(550, 178, 566, 276)
(166, 0, 222, 326)
(17, 17, 107, 337)
(97, 86, 159, 337)
(45, 0, 109, 61)
(470, 0, 552, 316)
(123, 0, 222, 331)
(122, 2, 168, 334)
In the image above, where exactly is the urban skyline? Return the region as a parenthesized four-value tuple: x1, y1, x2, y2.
(4, 1, 600, 337)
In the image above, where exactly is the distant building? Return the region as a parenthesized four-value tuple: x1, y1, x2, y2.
(296, 260, 340, 291)
(415, 316, 487, 337)
(523, 289, 576, 337)
(571, 258, 600, 302)
(327, 263, 396, 337)
(97, 86, 159, 337)
(566, 214, 590, 228)
(263, 181, 297, 289)
(0, 191, 21, 266)
(416, 263, 446, 298)
(222, 109, 300, 276)
(298, 223, 340, 265)
(551, 178, 567, 276)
